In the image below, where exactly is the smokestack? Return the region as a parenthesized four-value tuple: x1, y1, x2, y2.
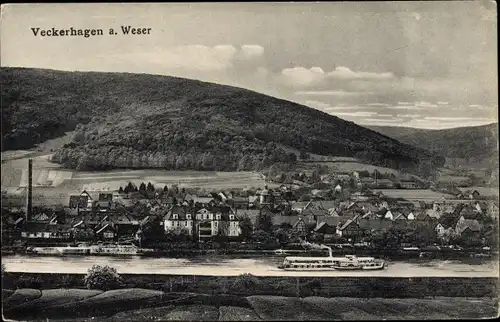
(26, 158, 33, 221)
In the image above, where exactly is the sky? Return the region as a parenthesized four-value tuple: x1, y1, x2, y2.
(1, 2, 498, 129)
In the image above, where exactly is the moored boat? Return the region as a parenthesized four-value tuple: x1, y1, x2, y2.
(26, 243, 154, 256)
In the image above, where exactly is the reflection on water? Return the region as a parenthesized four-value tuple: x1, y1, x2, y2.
(2, 255, 498, 277)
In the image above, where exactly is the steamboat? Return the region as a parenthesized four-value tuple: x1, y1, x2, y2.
(277, 245, 387, 271)
(26, 243, 154, 256)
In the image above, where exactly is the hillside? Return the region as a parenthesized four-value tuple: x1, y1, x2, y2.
(367, 124, 499, 167)
(1, 67, 444, 173)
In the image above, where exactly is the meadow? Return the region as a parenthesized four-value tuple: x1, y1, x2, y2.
(1, 151, 277, 206)
(372, 189, 455, 200)
(2, 287, 497, 321)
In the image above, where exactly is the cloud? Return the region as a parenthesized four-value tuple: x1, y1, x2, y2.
(386, 105, 426, 110)
(424, 116, 495, 122)
(280, 65, 395, 88)
(111, 44, 268, 74)
(240, 45, 265, 59)
(333, 111, 379, 117)
(281, 67, 326, 87)
(295, 90, 372, 96)
(415, 101, 438, 108)
(366, 103, 389, 107)
(328, 66, 395, 80)
(364, 118, 404, 123)
(397, 113, 421, 118)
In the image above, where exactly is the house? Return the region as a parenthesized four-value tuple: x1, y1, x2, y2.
(328, 209, 340, 217)
(232, 197, 249, 209)
(338, 214, 363, 239)
(301, 208, 329, 220)
(248, 196, 259, 208)
(292, 217, 309, 237)
(384, 210, 394, 220)
(360, 177, 376, 188)
(164, 206, 194, 236)
(358, 218, 393, 233)
(96, 223, 117, 240)
(21, 222, 72, 241)
(400, 180, 418, 189)
(435, 223, 454, 239)
(335, 174, 351, 182)
(80, 190, 94, 209)
(393, 212, 407, 221)
(192, 207, 240, 241)
(406, 212, 416, 220)
(455, 217, 482, 236)
(193, 196, 215, 208)
(313, 222, 339, 242)
(376, 179, 395, 189)
(315, 216, 343, 228)
(291, 200, 313, 213)
(69, 195, 89, 209)
(272, 215, 299, 228)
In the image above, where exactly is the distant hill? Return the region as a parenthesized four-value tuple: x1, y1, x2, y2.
(1, 67, 444, 173)
(367, 123, 499, 168)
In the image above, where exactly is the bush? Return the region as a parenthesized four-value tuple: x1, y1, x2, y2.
(230, 274, 261, 295)
(59, 274, 79, 288)
(83, 265, 122, 291)
(15, 276, 43, 289)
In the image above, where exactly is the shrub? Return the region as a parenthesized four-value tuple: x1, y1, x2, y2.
(59, 274, 78, 288)
(230, 274, 261, 295)
(83, 265, 122, 291)
(15, 276, 43, 289)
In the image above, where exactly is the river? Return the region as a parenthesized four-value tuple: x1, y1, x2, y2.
(2, 255, 498, 277)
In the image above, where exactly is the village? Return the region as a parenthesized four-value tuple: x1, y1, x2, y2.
(2, 166, 499, 254)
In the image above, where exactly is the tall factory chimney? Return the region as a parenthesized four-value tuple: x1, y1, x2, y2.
(26, 158, 33, 221)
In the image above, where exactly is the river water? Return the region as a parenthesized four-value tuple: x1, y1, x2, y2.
(2, 255, 499, 277)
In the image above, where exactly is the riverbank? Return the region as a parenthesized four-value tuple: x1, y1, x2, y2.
(2, 245, 497, 260)
(2, 272, 498, 298)
(2, 287, 498, 320)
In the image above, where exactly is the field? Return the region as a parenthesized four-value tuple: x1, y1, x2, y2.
(458, 186, 499, 198)
(372, 189, 455, 200)
(2, 288, 498, 320)
(1, 151, 277, 205)
(299, 161, 401, 175)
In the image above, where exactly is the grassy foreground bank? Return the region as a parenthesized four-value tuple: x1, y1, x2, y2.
(2, 272, 498, 298)
(2, 288, 498, 320)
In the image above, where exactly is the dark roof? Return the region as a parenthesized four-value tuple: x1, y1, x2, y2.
(69, 195, 89, 208)
(98, 193, 113, 201)
(359, 218, 393, 230)
(236, 209, 260, 226)
(456, 219, 481, 234)
(168, 206, 192, 220)
(96, 223, 116, 234)
(24, 222, 72, 233)
(301, 208, 329, 217)
(316, 215, 342, 226)
(314, 222, 337, 234)
(439, 213, 460, 229)
(272, 215, 298, 227)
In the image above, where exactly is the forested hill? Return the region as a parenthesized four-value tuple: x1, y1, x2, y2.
(1, 67, 444, 173)
(367, 123, 498, 166)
